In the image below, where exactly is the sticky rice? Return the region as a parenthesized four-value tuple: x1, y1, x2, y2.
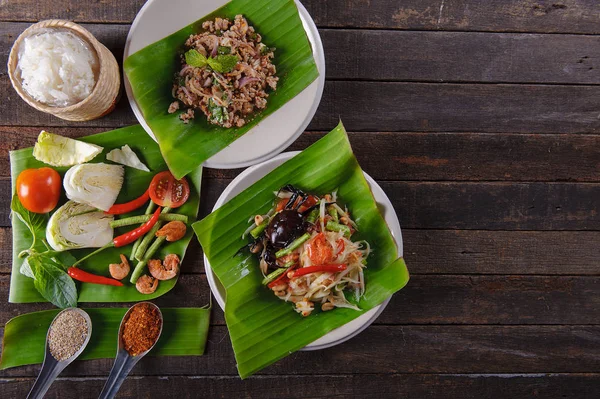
(17, 29, 99, 107)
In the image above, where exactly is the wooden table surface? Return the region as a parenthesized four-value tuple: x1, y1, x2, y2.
(2, 1, 600, 397)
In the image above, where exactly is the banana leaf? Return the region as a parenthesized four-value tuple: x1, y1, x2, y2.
(124, 0, 319, 179)
(193, 121, 410, 378)
(0, 307, 210, 369)
(9, 125, 202, 303)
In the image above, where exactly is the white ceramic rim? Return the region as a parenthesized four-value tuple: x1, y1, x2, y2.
(123, 0, 326, 169)
(204, 151, 403, 350)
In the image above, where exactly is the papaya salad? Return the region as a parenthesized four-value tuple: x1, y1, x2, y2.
(245, 185, 370, 316)
(12, 131, 192, 308)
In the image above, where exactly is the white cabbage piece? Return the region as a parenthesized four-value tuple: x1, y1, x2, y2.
(63, 163, 124, 211)
(33, 131, 103, 167)
(47, 200, 114, 251)
(106, 145, 150, 172)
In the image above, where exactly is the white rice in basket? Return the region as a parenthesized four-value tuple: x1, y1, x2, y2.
(17, 30, 99, 107)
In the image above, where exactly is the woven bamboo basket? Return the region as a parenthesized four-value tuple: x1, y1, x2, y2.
(7, 20, 121, 121)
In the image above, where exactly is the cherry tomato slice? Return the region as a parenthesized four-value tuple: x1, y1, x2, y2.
(16, 167, 61, 213)
(148, 171, 190, 208)
(306, 232, 334, 265)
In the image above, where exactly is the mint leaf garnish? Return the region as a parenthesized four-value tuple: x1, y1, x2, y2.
(185, 49, 208, 68)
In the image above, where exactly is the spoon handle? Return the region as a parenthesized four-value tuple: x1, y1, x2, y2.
(98, 351, 139, 399)
(27, 359, 65, 399)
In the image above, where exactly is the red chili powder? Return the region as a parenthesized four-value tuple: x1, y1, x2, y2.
(122, 303, 161, 356)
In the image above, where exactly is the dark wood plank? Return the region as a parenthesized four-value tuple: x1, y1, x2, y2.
(3, 325, 600, 376)
(3, 274, 599, 326)
(5, 22, 600, 84)
(3, 228, 600, 275)
(382, 181, 600, 231)
(311, 81, 600, 134)
(306, 0, 600, 34)
(3, 373, 600, 399)
(3, 128, 600, 183)
(323, 30, 600, 84)
(404, 230, 600, 275)
(2, 0, 600, 34)
(2, 179, 600, 230)
(6, 78, 600, 133)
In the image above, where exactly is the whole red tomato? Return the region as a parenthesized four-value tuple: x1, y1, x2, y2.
(16, 167, 61, 213)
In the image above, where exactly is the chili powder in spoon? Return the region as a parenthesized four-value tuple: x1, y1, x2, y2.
(121, 303, 161, 356)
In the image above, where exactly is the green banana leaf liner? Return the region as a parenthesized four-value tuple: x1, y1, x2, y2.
(193, 121, 409, 378)
(124, 0, 319, 179)
(9, 125, 202, 303)
(0, 307, 210, 369)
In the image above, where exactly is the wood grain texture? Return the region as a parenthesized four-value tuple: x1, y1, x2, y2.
(3, 128, 600, 182)
(2, 325, 600, 377)
(3, 373, 600, 399)
(2, 274, 599, 326)
(5, 22, 600, 84)
(2, 228, 600, 276)
(2, 0, 600, 34)
(323, 30, 600, 84)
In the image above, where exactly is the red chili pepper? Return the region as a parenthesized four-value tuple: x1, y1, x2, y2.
(267, 265, 296, 289)
(113, 206, 161, 247)
(292, 263, 347, 278)
(68, 267, 123, 286)
(106, 190, 150, 215)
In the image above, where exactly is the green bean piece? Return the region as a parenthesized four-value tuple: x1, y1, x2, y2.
(327, 205, 339, 222)
(130, 201, 157, 261)
(306, 208, 319, 224)
(326, 220, 351, 237)
(261, 267, 287, 285)
(130, 236, 167, 284)
(134, 207, 171, 261)
(275, 233, 311, 258)
(111, 213, 188, 229)
(250, 220, 269, 239)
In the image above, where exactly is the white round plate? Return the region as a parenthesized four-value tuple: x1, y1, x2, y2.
(124, 0, 326, 169)
(204, 151, 404, 350)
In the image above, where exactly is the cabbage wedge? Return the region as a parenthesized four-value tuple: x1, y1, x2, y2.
(0, 307, 210, 370)
(124, 0, 319, 179)
(193, 121, 409, 378)
(47, 200, 114, 251)
(9, 125, 202, 303)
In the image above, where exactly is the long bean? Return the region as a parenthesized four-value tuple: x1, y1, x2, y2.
(275, 233, 311, 258)
(134, 207, 171, 261)
(261, 267, 287, 285)
(326, 220, 351, 237)
(306, 208, 319, 224)
(111, 213, 187, 228)
(327, 205, 338, 222)
(130, 236, 167, 284)
(129, 202, 156, 261)
(250, 220, 268, 239)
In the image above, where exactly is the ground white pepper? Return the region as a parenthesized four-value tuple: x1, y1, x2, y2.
(48, 309, 89, 361)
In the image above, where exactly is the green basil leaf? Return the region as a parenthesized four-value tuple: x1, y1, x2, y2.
(10, 194, 48, 251)
(28, 253, 78, 308)
(207, 55, 238, 73)
(184, 49, 208, 68)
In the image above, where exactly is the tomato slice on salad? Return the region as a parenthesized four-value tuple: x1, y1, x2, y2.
(148, 171, 190, 208)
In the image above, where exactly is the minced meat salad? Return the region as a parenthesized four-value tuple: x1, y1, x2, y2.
(168, 15, 278, 128)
